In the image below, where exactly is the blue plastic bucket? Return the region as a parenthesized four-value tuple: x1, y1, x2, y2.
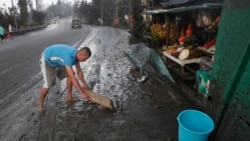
(177, 110, 214, 141)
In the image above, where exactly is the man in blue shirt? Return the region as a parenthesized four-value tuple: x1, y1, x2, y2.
(39, 44, 91, 112)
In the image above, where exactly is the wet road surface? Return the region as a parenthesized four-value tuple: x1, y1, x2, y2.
(0, 20, 196, 141)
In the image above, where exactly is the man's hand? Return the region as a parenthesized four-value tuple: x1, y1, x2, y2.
(82, 94, 89, 100)
(82, 84, 90, 89)
(81, 91, 89, 100)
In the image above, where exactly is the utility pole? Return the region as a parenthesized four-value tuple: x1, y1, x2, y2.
(145, 0, 150, 28)
(35, 0, 42, 11)
(11, 0, 18, 28)
(129, 0, 135, 29)
(101, 0, 103, 26)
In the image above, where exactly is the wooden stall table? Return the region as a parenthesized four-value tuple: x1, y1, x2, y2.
(163, 51, 201, 79)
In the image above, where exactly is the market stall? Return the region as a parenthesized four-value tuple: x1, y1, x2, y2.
(163, 49, 201, 80)
(146, 2, 223, 94)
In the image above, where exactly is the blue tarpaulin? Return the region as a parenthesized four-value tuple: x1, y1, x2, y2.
(125, 43, 175, 83)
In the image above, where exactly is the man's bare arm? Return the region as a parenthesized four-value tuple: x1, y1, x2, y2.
(75, 63, 89, 89)
(65, 66, 88, 99)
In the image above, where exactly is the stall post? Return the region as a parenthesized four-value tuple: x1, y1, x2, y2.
(165, 14, 170, 46)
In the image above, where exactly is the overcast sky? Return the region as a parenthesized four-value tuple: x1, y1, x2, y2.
(0, 0, 91, 9)
(0, 0, 54, 8)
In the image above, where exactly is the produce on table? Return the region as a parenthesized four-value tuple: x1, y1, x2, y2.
(179, 28, 185, 44)
(186, 23, 193, 36)
(203, 39, 216, 49)
(151, 23, 167, 41)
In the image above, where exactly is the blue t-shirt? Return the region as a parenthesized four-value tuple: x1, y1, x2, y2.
(0, 26, 4, 35)
(44, 44, 78, 67)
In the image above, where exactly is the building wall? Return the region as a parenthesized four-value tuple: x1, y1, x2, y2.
(207, 0, 250, 140)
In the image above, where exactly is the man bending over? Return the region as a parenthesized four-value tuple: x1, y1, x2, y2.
(38, 44, 91, 112)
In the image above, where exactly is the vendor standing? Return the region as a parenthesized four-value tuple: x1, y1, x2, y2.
(8, 24, 14, 39)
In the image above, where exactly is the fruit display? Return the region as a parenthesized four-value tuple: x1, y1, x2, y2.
(203, 39, 216, 49)
(178, 28, 185, 44)
(151, 23, 175, 42)
(185, 23, 193, 36)
(166, 44, 201, 60)
(151, 23, 167, 41)
(166, 45, 178, 55)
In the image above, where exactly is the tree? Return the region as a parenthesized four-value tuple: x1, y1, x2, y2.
(74, 1, 90, 21)
(60, 2, 73, 18)
(46, 1, 72, 20)
(76, 0, 115, 26)
(130, 0, 146, 44)
(18, 0, 29, 27)
(32, 10, 46, 25)
(0, 8, 16, 29)
(116, 0, 130, 26)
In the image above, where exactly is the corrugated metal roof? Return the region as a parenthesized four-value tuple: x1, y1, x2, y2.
(160, 0, 192, 7)
(146, 3, 223, 14)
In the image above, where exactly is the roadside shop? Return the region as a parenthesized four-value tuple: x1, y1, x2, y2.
(145, 1, 223, 101)
(145, 1, 250, 140)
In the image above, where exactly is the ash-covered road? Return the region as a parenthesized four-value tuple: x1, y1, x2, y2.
(0, 19, 194, 141)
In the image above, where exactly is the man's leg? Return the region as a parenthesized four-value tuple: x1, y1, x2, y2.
(0, 35, 3, 43)
(58, 66, 77, 102)
(38, 53, 55, 112)
(38, 87, 49, 112)
(66, 78, 77, 102)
